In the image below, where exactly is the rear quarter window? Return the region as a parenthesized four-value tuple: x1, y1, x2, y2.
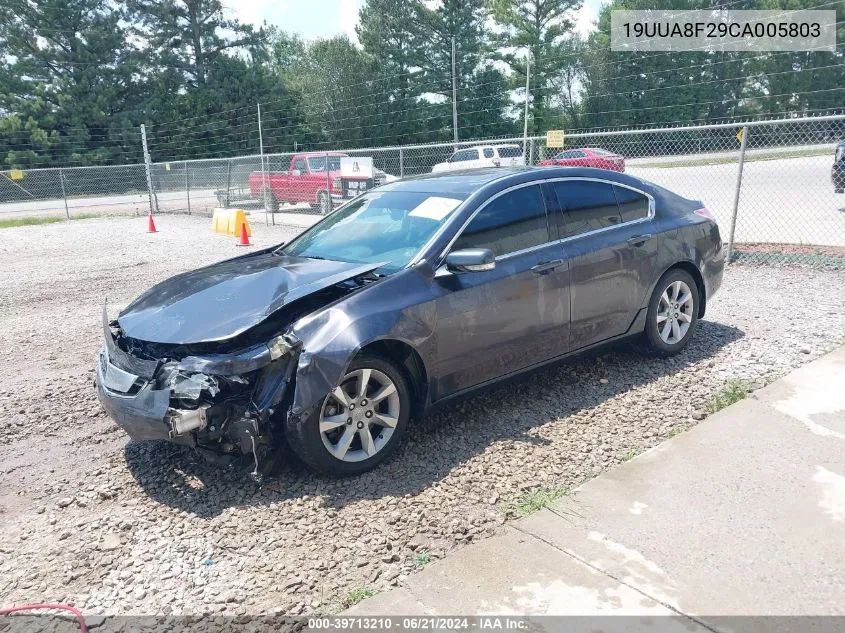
(613, 185, 651, 223)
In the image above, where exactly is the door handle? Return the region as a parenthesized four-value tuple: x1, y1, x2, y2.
(627, 234, 653, 247)
(531, 259, 563, 274)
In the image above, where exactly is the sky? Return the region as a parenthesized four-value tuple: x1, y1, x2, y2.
(225, 0, 606, 42)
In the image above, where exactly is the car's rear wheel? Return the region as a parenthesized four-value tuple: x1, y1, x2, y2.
(286, 354, 411, 476)
(262, 188, 279, 213)
(638, 268, 700, 357)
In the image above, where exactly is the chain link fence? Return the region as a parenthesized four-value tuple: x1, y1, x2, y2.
(2, 115, 844, 264)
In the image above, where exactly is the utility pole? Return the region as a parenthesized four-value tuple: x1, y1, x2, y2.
(522, 52, 531, 158)
(451, 36, 458, 149)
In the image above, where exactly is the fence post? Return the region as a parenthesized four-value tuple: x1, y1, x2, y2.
(225, 160, 232, 207)
(399, 148, 404, 178)
(185, 161, 191, 215)
(726, 126, 748, 264)
(258, 102, 270, 226)
(325, 151, 331, 214)
(59, 168, 70, 219)
(140, 124, 155, 217)
(529, 138, 535, 166)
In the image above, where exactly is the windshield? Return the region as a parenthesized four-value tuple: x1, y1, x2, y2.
(279, 190, 466, 272)
(308, 156, 342, 172)
(588, 148, 615, 156)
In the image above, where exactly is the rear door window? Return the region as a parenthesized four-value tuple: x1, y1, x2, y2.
(613, 185, 651, 223)
(453, 185, 550, 256)
(497, 147, 523, 158)
(552, 180, 621, 238)
(453, 150, 477, 162)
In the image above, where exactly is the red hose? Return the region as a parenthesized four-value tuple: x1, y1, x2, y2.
(0, 603, 87, 633)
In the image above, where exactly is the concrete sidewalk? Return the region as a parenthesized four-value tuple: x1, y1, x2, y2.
(348, 345, 845, 627)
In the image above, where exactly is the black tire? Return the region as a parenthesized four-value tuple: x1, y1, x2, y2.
(262, 188, 279, 213)
(285, 354, 412, 476)
(637, 268, 700, 357)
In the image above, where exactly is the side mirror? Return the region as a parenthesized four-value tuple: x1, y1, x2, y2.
(445, 248, 495, 273)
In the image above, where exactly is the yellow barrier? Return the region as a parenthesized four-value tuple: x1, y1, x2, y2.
(211, 208, 251, 237)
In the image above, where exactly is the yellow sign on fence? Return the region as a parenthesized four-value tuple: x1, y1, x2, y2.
(546, 130, 565, 148)
(736, 129, 744, 144)
(9, 169, 24, 181)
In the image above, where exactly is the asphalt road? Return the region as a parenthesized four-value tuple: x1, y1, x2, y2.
(628, 154, 845, 247)
(2, 154, 844, 246)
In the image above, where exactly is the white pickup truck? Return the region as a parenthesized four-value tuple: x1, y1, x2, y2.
(431, 144, 525, 173)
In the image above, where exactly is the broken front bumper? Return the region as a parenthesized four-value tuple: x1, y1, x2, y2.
(95, 347, 188, 443)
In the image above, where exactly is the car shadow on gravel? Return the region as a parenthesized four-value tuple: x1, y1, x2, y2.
(124, 320, 743, 518)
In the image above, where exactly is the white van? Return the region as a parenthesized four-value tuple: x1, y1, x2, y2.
(431, 144, 525, 173)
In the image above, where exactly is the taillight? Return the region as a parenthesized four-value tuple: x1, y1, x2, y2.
(332, 177, 341, 193)
(694, 207, 716, 222)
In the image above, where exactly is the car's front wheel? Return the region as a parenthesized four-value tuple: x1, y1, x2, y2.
(286, 354, 411, 476)
(639, 268, 700, 357)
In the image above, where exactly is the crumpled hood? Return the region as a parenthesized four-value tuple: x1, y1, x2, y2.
(117, 253, 382, 344)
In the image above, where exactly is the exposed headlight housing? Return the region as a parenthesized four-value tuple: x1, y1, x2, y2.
(268, 335, 291, 360)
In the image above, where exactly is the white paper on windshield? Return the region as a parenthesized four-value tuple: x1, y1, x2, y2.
(408, 196, 462, 221)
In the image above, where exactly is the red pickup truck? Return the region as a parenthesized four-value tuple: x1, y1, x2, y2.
(248, 152, 376, 213)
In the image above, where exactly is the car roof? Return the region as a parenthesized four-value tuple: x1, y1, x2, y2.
(378, 166, 646, 195)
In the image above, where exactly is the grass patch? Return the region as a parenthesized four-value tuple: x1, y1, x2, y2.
(705, 379, 753, 414)
(667, 427, 683, 439)
(415, 551, 433, 568)
(621, 447, 639, 462)
(344, 587, 376, 607)
(506, 485, 569, 517)
(636, 147, 830, 169)
(0, 212, 99, 229)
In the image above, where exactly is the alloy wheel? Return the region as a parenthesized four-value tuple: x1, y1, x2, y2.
(656, 280, 694, 344)
(319, 368, 400, 463)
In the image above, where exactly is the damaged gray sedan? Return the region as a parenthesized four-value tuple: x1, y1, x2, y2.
(96, 167, 724, 477)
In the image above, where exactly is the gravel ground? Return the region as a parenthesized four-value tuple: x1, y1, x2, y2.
(1, 214, 844, 618)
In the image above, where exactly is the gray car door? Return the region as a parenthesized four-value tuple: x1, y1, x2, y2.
(548, 178, 657, 350)
(431, 183, 571, 400)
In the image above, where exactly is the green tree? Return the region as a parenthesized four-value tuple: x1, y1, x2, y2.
(357, 0, 426, 143)
(277, 35, 384, 149)
(490, 0, 584, 133)
(0, 0, 141, 167)
(414, 0, 511, 140)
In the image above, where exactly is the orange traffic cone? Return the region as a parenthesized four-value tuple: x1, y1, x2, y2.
(236, 221, 251, 247)
(147, 213, 158, 233)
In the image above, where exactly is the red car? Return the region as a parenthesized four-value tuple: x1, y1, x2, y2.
(538, 147, 625, 172)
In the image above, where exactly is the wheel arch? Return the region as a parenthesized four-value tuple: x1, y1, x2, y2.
(357, 338, 430, 422)
(660, 260, 706, 318)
